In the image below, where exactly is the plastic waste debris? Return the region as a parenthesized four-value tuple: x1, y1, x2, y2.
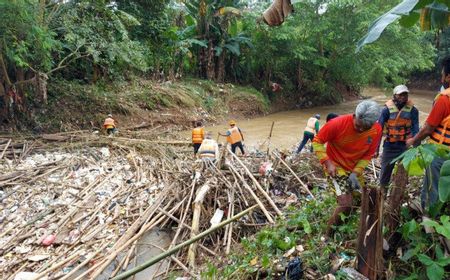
(284, 257, 303, 280)
(42, 234, 56, 246)
(14, 272, 48, 280)
(259, 161, 273, 176)
(210, 209, 224, 227)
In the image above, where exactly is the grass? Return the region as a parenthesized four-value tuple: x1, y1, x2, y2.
(200, 188, 361, 279)
(36, 77, 269, 132)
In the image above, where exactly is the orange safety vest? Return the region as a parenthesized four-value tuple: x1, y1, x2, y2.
(430, 91, 450, 146)
(103, 117, 115, 129)
(227, 127, 243, 144)
(384, 100, 413, 143)
(199, 139, 217, 159)
(304, 117, 318, 134)
(192, 127, 204, 144)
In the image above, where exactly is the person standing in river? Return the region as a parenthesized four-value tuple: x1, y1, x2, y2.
(377, 85, 419, 189)
(192, 121, 205, 157)
(219, 120, 245, 155)
(296, 114, 320, 154)
(312, 100, 382, 236)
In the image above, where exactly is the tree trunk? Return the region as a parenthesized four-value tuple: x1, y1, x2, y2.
(216, 51, 225, 82)
(357, 186, 384, 280)
(206, 40, 215, 80)
(36, 72, 48, 105)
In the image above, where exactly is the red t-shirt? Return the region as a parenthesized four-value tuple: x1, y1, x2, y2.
(313, 114, 382, 172)
(426, 95, 450, 127)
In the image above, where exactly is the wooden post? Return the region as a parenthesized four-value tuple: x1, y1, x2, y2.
(357, 186, 384, 280)
(385, 164, 407, 238)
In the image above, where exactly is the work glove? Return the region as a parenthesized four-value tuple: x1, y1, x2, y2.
(348, 173, 361, 191)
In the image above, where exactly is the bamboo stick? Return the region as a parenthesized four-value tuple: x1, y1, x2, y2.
(273, 152, 315, 199)
(59, 242, 110, 280)
(0, 139, 11, 159)
(228, 164, 274, 223)
(187, 183, 211, 268)
(229, 149, 283, 216)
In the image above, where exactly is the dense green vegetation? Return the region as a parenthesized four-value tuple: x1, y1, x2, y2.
(0, 0, 444, 125)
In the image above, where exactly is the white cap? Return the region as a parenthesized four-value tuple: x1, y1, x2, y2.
(393, 85, 409, 95)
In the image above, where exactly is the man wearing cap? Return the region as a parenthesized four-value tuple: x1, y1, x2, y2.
(296, 114, 321, 154)
(219, 120, 245, 155)
(312, 100, 382, 235)
(377, 85, 419, 188)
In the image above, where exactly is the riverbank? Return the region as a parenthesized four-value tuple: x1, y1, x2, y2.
(1, 78, 270, 134)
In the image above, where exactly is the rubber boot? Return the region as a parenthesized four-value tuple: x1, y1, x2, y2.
(326, 193, 353, 236)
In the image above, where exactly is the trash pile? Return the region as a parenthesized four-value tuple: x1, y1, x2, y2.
(0, 133, 326, 280)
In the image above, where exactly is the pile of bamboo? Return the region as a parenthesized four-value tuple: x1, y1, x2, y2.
(0, 131, 324, 280)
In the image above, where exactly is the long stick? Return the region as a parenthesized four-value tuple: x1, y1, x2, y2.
(111, 205, 257, 280)
(371, 159, 377, 179)
(266, 121, 275, 156)
(273, 152, 315, 199)
(228, 164, 274, 223)
(229, 150, 283, 216)
(0, 139, 11, 159)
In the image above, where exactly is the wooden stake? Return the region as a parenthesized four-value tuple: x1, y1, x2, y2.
(357, 186, 384, 280)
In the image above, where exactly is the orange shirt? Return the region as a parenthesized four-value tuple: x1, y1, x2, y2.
(426, 95, 450, 127)
(312, 114, 382, 174)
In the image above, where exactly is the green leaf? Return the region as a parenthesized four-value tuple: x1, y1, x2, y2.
(401, 248, 419, 261)
(426, 263, 444, 280)
(261, 255, 270, 268)
(399, 12, 420, 27)
(301, 218, 312, 234)
(418, 254, 434, 266)
(438, 176, 450, 202)
(402, 219, 419, 238)
(356, 0, 421, 51)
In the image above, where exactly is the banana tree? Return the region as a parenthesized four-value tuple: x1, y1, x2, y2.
(183, 0, 250, 81)
(357, 0, 450, 51)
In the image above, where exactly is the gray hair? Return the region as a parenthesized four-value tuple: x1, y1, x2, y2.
(355, 100, 381, 128)
(205, 132, 213, 139)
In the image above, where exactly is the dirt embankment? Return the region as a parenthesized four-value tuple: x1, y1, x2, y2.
(1, 79, 270, 134)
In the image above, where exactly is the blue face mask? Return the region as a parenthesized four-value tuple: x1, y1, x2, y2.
(440, 85, 446, 92)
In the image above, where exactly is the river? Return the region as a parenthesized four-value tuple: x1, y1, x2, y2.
(185, 87, 437, 150)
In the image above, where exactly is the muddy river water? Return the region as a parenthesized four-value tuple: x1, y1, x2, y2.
(185, 87, 437, 150)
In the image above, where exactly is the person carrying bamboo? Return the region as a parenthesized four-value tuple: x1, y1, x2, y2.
(192, 121, 205, 156)
(219, 120, 245, 155)
(312, 100, 382, 235)
(296, 114, 320, 154)
(377, 85, 419, 188)
(103, 114, 117, 136)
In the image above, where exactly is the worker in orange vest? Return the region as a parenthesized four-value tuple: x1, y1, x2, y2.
(192, 121, 205, 156)
(407, 56, 450, 210)
(219, 120, 245, 155)
(103, 114, 117, 136)
(198, 132, 219, 162)
(377, 85, 419, 188)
